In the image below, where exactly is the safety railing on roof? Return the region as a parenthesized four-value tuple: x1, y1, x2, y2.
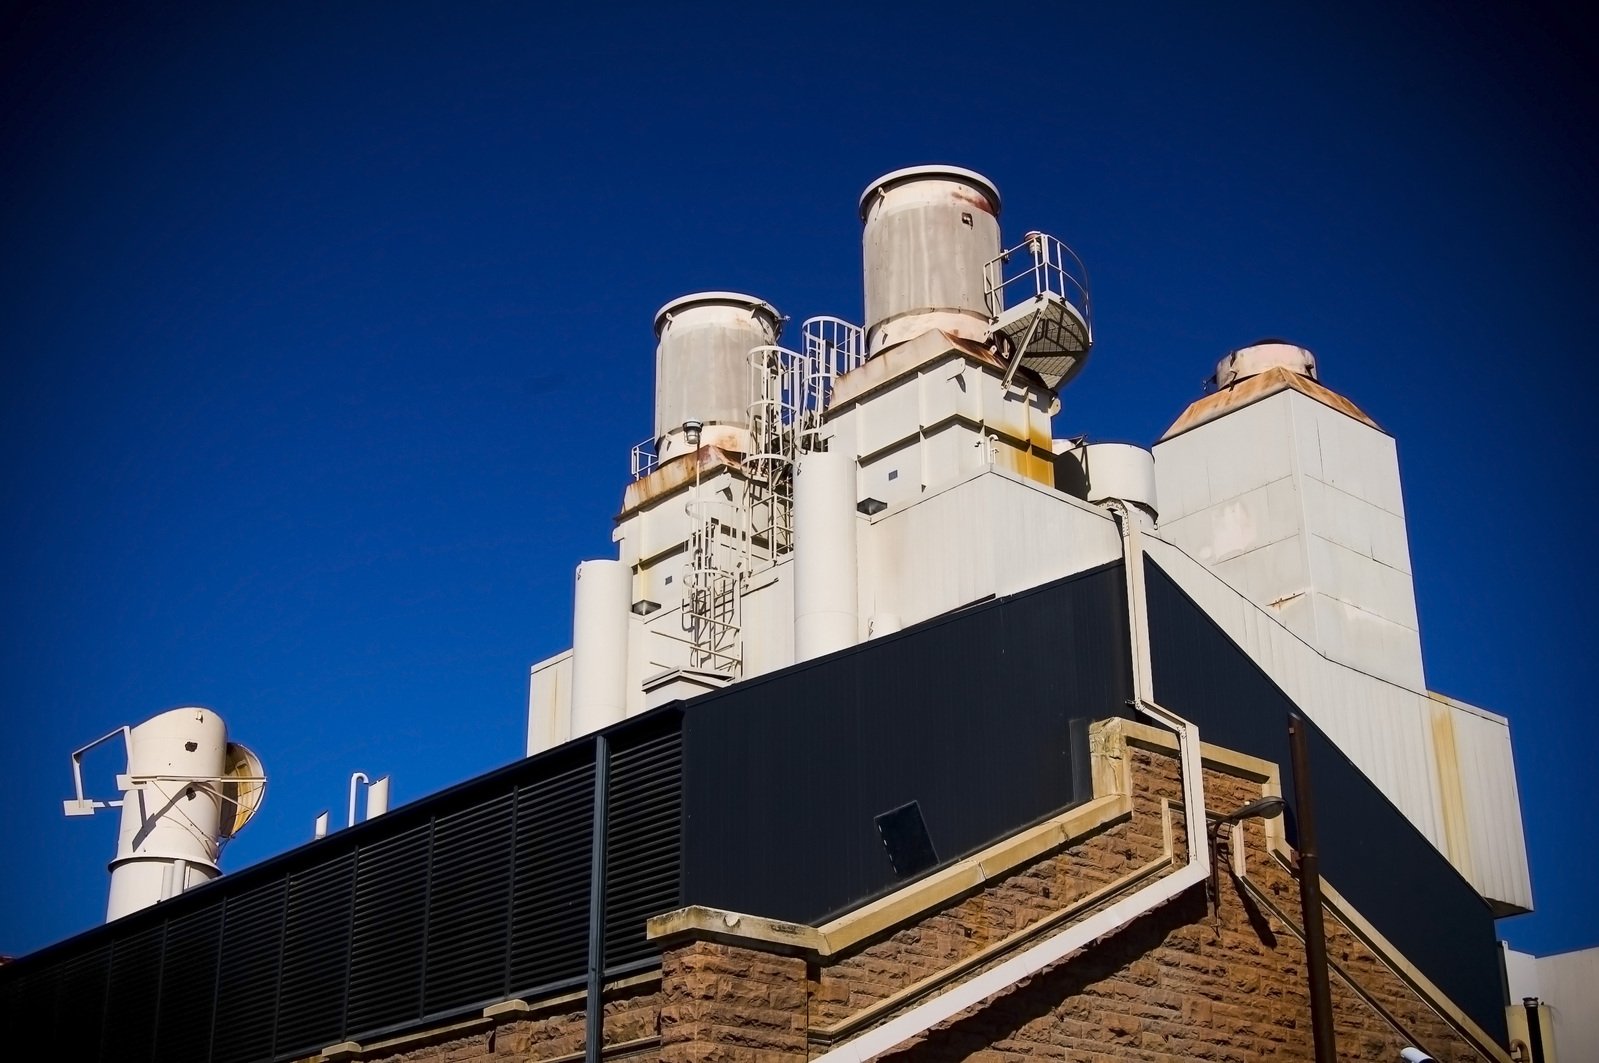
(982, 231, 1092, 333)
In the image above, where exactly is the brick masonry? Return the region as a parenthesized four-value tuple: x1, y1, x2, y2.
(342, 730, 1500, 1063)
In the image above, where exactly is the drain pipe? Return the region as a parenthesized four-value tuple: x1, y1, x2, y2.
(1289, 714, 1337, 1063)
(812, 499, 1208, 1063)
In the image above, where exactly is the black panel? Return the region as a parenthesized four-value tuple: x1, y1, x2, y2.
(274, 851, 356, 1060)
(58, 943, 111, 1058)
(509, 750, 594, 994)
(213, 880, 287, 1063)
(604, 720, 683, 970)
(1143, 556, 1507, 1045)
(875, 801, 938, 879)
(682, 561, 1131, 924)
(345, 822, 431, 1037)
(423, 792, 515, 1012)
(153, 901, 223, 1063)
(101, 924, 163, 1063)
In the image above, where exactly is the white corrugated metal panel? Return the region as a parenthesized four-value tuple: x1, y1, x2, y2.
(857, 468, 1121, 635)
(1143, 535, 1531, 912)
(526, 649, 573, 757)
(1433, 692, 1534, 913)
(1536, 947, 1599, 1062)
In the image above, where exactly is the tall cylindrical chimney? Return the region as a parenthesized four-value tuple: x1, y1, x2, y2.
(859, 165, 1003, 356)
(653, 292, 783, 463)
(570, 559, 632, 737)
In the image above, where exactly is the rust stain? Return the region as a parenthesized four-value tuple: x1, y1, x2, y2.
(950, 188, 997, 216)
(1158, 366, 1383, 443)
(1429, 703, 1474, 873)
(619, 446, 744, 518)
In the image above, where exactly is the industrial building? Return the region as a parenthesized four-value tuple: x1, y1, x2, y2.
(0, 166, 1551, 1061)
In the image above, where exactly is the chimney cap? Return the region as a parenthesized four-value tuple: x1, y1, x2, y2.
(859, 165, 1002, 222)
(1213, 340, 1317, 389)
(653, 292, 783, 338)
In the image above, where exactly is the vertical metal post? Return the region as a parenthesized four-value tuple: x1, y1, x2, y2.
(586, 734, 610, 1063)
(1523, 997, 1546, 1063)
(1288, 714, 1336, 1063)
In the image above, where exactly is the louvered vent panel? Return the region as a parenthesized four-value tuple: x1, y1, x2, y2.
(604, 726, 683, 969)
(274, 851, 356, 1059)
(422, 791, 514, 1013)
(1, 966, 57, 1047)
(100, 924, 164, 1063)
(56, 943, 111, 1055)
(345, 821, 430, 1036)
(153, 902, 223, 1063)
(212, 880, 287, 1063)
(509, 757, 594, 994)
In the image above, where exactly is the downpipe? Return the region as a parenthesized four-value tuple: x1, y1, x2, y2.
(812, 499, 1208, 1063)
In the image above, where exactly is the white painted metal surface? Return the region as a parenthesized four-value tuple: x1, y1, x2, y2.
(653, 292, 782, 462)
(1141, 533, 1533, 913)
(570, 559, 632, 737)
(1079, 443, 1158, 522)
(793, 451, 859, 662)
(1154, 382, 1425, 690)
(1213, 339, 1317, 387)
(106, 707, 229, 921)
(526, 648, 573, 756)
(860, 166, 1002, 355)
(1505, 944, 1599, 1063)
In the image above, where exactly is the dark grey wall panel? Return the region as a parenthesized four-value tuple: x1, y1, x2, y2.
(681, 561, 1132, 925)
(1143, 556, 1507, 1046)
(344, 822, 431, 1036)
(509, 750, 594, 995)
(101, 924, 163, 1063)
(424, 792, 515, 1012)
(153, 902, 223, 1063)
(213, 881, 287, 1063)
(273, 852, 356, 1059)
(604, 719, 683, 971)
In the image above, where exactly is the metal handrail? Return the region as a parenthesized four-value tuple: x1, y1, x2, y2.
(983, 231, 1092, 329)
(630, 435, 659, 479)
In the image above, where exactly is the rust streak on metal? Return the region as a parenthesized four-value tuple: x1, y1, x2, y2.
(619, 446, 745, 518)
(950, 188, 997, 216)
(1159, 366, 1382, 443)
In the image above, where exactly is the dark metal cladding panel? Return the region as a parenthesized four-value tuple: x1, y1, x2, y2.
(213, 879, 288, 1063)
(153, 901, 224, 1063)
(56, 942, 111, 1059)
(682, 561, 1132, 924)
(273, 851, 357, 1060)
(345, 821, 431, 1038)
(1142, 555, 1508, 1046)
(509, 751, 594, 995)
(423, 791, 515, 1013)
(100, 923, 164, 1063)
(604, 720, 684, 970)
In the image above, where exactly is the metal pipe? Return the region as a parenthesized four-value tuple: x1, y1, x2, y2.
(585, 734, 610, 1063)
(347, 772, 369, 828)
(1288, 714, 1336, 1063)
(1522, 997, 1546, 1063)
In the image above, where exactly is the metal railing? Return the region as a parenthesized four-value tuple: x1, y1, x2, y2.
(982, 231, 1092, 331)
(800, 316, 866, 415)
(630, 435, 659, 480)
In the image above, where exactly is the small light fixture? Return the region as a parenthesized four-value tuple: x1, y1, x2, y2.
(682, 420, 703, 448)
(857, 497, 887, 516)
(1207, 794, 1288, 905)
(1214, 795, 1287, 827)
(631, 599, 661, 616)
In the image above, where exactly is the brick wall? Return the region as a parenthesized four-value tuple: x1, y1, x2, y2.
(339, 725, 1501, 1063)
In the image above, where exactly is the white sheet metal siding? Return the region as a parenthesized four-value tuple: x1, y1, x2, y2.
(1143, 535, 1532, 912)
(857, 468, 1122, 634)
(1153, 388, 1426, 690)
(526, 648, 573, 756)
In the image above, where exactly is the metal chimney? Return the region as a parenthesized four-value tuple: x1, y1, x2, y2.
(652, 292, 783, 463)
(859, 165, 1002, 356)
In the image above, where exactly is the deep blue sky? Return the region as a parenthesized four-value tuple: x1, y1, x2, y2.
(3, 2, 1594, 959)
